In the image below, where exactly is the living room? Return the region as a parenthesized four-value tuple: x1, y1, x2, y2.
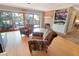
(0, 3, 79, 56)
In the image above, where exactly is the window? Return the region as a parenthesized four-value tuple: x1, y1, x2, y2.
(0, 11, 24, 29)
(27, 14, 33, 24)
(26, 14, 40, 28)
(34, 14, 40, 28)
(12, 13, 24, 28)
(0, 11, 13, 29)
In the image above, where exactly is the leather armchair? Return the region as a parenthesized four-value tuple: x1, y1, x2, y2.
(28, 29, 57, 53)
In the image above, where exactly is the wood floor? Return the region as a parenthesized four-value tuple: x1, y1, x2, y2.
(4, 31, 79, 56)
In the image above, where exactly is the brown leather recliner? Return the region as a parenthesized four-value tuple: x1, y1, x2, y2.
(28, 29, 57, 53)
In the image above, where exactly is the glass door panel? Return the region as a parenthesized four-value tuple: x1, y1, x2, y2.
(12, 13, 24, 28)
(34, 14, 40, 28)
(26, 14, 40, 28)
(0, 11, 13, 29)
(26, 14, 33, 25)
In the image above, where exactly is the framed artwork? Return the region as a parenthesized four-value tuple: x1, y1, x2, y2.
(54, 9, 68, 25)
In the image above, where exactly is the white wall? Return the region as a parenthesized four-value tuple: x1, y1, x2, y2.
(67, 8, 77, 32)
(52, 19, 69, 34)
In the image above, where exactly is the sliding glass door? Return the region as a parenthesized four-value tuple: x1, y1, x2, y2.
(12, 13, 24, 28)
(0, 11, 24, 30)
(0, 11, 13, 29)
(34, 14, 40, 28)
(26, 14, 40, 28)
(0, 10, 42, 31)
(26, 14, 34, 25)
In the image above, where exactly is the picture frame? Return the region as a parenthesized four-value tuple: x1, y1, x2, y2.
(54, 9, 68, 25)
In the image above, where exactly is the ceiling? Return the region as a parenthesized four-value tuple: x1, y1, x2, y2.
(0, 3, 78, 11)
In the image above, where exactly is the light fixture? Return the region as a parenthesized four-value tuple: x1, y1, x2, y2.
(27, 3, 31, 4)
